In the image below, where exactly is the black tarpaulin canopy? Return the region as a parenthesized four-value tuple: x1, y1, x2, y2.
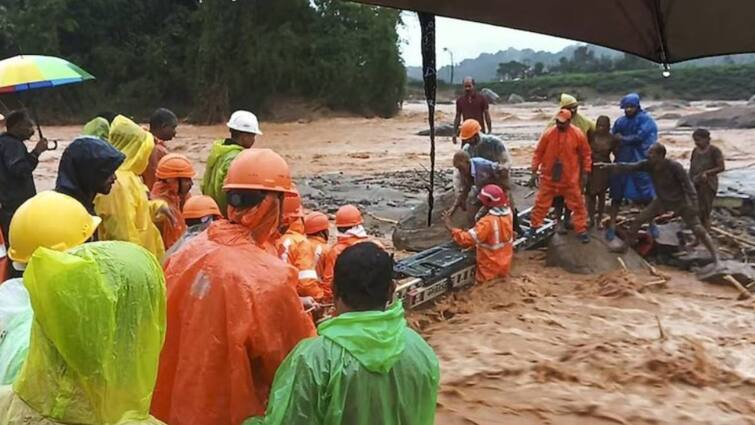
(351, 0, 755, 64)
(348, 0, 755, 225)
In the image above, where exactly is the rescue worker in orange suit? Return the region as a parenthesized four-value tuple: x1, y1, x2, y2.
(304, 211, 330, 286)
(530, 109, 592, 243)
(445, 184, 514, 283)
(277, 191, 322, 300)
(152, 148, 317, 425)
(150, 153, 196, 251)
(320, 205, 379, 301)
(163, 195, 223, 262)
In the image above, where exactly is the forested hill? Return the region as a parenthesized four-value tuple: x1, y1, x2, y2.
(0, 0, 406, 123)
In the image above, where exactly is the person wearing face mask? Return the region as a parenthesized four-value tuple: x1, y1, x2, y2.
(152, 148, 316, 425)
(201, 110, 262, 217)
(150, 153, 196, 251)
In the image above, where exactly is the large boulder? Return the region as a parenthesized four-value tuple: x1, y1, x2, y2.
(678, 106, 755, 129)
(480, 88, 500, 104)
(645, 101, 689, 112)
(546, 230, 647, 274)
(416, 123, 456, 137)
(748, 95, 755, 106)
(507, 93, 525, 104)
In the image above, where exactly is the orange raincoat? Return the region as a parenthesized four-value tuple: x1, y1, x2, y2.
(452, 207, 514, 283)
(150, 180, 187, 251)
(277, 219, 322, 300)
(307, 235, 330, 284)
(320, 229, 380, 301)
(152, 195, 316, 425)
(531, 125, 592, 233)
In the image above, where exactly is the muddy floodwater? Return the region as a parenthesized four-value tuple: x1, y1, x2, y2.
(35, 101, 755, 424)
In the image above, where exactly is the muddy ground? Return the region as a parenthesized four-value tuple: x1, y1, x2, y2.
(34, 100, 755, 424)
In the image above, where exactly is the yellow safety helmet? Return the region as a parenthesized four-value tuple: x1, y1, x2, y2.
(9, 191, 101, 264)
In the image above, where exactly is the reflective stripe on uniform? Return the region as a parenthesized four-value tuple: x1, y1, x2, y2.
(477, 217, 512, 250)
(314, 244, 323, 264)
(299, 269, 318, 281)
(280, 239, 292, 262)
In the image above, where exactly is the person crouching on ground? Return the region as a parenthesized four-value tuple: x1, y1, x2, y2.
(150, 153, 196, 251)
(445, 184, 514, 283)
(246, 242, 440, 425)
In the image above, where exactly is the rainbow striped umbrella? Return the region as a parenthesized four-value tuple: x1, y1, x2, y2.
(0, 55, 94, 94)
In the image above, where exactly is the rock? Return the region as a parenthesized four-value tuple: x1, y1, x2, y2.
(416, 123, 456, 137)
(645, 101, 689, 112)
(706, 102, 731, 108)
(480, 88, 500, 104)
(748, 95, 755, 105)
(591, 99, 608, 106)
(658, 113, 683, 120)
(697, 260, 755, 287)
(545, 230, 647, 274)
(507, 93, 525, 104)
(678, 106, 755, 129)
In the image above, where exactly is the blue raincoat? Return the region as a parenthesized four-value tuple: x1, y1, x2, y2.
(610, 93, 657, 201)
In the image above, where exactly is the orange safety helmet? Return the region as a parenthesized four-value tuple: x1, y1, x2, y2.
(223, 148, 295, 194)
(156, 153, 196, 179)
(335, 204, 363, 228)
(283, 190, 304, 219)
(459, 119, 481, 140)
(183, 195, 222, 220)
(304, 212, 329, 235)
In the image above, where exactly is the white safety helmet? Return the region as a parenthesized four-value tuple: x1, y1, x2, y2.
(226, 110, 262, 135)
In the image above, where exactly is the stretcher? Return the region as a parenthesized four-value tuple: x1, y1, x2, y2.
(394, 206, 556, 309)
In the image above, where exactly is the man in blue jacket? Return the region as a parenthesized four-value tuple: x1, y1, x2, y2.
(606, 93, 658, 240)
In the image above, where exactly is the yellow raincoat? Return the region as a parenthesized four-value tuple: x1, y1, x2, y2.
(95, 116, 166, 259)
(0, 241, 166, 425)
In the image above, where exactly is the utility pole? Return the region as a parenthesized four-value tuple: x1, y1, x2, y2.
(443, 47, 454, 86)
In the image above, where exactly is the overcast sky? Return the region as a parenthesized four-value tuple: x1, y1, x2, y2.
(399, 13, 575, 67)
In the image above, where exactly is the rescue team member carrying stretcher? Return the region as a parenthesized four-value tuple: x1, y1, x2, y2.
(595, 143, 721, 269)
(445, 184, 514, 283)
(529, 109, 592, 244)
(152, 148, 317, 425)
(277, 190, 323, 300)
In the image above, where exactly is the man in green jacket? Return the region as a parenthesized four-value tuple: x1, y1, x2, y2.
(247, 242, 440, 425)
(201, 110, 262, 216)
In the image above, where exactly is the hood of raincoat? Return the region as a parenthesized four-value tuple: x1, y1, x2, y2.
(13, 241, 166, 425)
(55, 136, 125, 215)
(318, 301, 406, 374)
(108, 115, 155, 176)
(82, 117, 111, 141)
(620, 93, 641, 109)
(559, 93, 578, 108)
(227, 194, 282, 249)
(201, 139, 245, 216)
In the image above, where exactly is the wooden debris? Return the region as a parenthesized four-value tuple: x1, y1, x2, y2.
(722, 274, 752, 300)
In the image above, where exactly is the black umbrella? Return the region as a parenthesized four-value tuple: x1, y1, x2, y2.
(350, 0, 755, 226)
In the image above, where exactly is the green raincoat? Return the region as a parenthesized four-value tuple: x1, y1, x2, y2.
(0, 242, 166, 425)
(0, 279, 32, 385)
(246, 301, 440, 425)
(82, 117, 111, 142)
(200, 139, 244, 217)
